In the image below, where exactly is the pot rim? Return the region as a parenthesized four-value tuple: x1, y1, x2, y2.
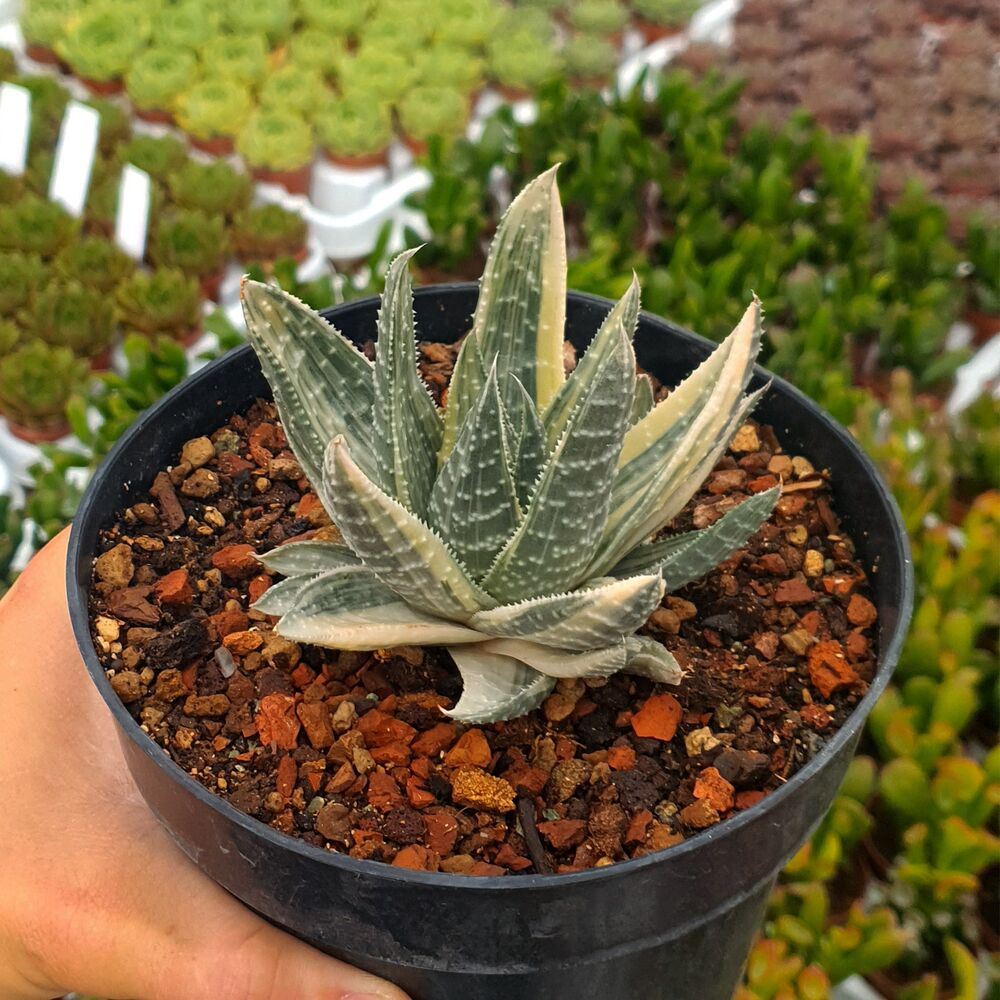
(66, 283, 914, 892)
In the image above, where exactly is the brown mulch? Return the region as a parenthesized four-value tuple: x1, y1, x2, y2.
(87, 341, 879, 876)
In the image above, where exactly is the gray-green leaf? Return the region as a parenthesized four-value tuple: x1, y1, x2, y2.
(446, 646, 555, 722)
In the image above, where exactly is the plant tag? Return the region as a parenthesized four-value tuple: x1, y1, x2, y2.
(115, 164, 153, 261)
(49, 100, 101, 217)
(0, 83, 31, 176)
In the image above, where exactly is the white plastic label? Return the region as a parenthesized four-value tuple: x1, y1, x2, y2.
(0, 83, 31, 176)
(115, 164, 152, 261)
(49, 100, 101, 217)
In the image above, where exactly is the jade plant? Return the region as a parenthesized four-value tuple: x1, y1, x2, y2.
(240, 169, 778, 722)
(176, 78, 254, 143)
(54, 236, 134, 293)
(0, 252, 45, 314)
(0, 340, 87, 434)
(22, 282, 116, 360)
(237, 112, 315, 173)
(125, 48, 198, 115)
(54, 7, 147, 83)
(168, 160, 253, 219)
(233, 204, 308, 263)
(201, 35, 269, 86)
(0, 196, 79, 258)
(151, 211, 229, 281)
(315, 99, 393, 162)
(115, 268, 202, 340)
(259, 66, 331, 119)
(397, 86, 470, 147)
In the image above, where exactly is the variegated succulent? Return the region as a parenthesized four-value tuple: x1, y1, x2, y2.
(240, 168, 778, 723)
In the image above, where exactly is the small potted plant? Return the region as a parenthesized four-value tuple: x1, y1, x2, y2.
(964, 216, 1000, 342)
(259, 65, 331, 120)
(568, 0, 628, 41)
(176, 77, 254, 156)
(168, 160, 253, 220)
(54, 6, 147, 95)
(115, 267, 203, 345)
(237, 110, 316, 195)
(23, 149, 55, 197)
(0, 340, 86, 442)
(223, 0, 293, 44)
(488, 35, 561, 99)
(232, 203, 309, 264)
(414, 46, 485, 98)
(125, 47, 199, 124)
(562, 33, 620, 88)
(0, 252, 45, 315)
(287, 27, 346, 79)
(21, 281, 117, 369)
(396, 85, 471, 157)
(0, 44, 17, 79)
(201, 34, 270, 87)
(87, 174, 166, 240)
(339, 46, 416, 105)
(19, 0, 77, 65)
(631, 0, 703, 42)
(117, 135, 191, 185)
(150, 210, 230, 300)
(54, 236, 135, 294)
(298, 0, 370, 41)
(18, 74, 69, 153)
(435, 0, 504, 46)
(0, 320, 23, 355)
(0, 172, 24, 206)
(315, 98, 394, 169)
(89, 98, 132, 157)
(154, 1, 221, 49)
(0, 196, 79, 259)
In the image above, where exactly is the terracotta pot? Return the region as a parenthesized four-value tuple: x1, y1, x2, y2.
(199, 272, 225, 302)
(401, 134, 428, 158)
(25, 43, 60, 66)
(966, 309, 1000, 343)
(189, 134, 235, 158)
(82, 76, 124, 97)
(135, 106, 175, 126)
(250, 162, 313, 196)
(6, 417, 69, 444)
(633, 18, 684, 44)
(494, 82, 533, 101)
(322, 147, 391, 170)
(89, 347, 114, 373)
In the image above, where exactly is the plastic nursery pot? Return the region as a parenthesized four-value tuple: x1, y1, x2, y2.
(67, 286, 913, 1000)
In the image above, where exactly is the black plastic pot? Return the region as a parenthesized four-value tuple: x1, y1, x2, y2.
(67, 287, 913, 1000)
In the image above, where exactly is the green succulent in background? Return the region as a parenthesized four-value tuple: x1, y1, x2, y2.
(259, 65, 330, 119)
(0, 494, 32, 597)
(0, 340, 87, 432)
(562, 34, 619, 84)
(416, 46, 485, 95)
(954, 396, 1000, 493)
(964, 215, 1000, 316)
(237, 111, 314, 172)
(175, 78, 254, 142)
(315, 98, 393, 160)
(151, 210, 229, 280)
(19, 0, 79, 49)
(0, 321, 23, 355)
(434, 0, 504, 46)
(397, 86, 470, 147)
(287, 28, 345, 79)
(0, 170, 24, 206)
(241, 169, 778, 722)
(512, 0, 564, 12)
(0, 47, 16, 80)
(222, 0, 292, 43)
(735, 937, 830, 1000)
(24, 446, 88, 543)
(153, 2, 221, 49)
(117, 135, 189, 185)
(54, 236, 134, 293)
(488, 35, 561, 93)
(0, 196, 79, 259)
(0, 252, 45, 314)
(298, 0, 371, 38)
(232, 204, 308, 263)
(14, 73, 69, 152)
(568, 0, 628, 35)
(115, 268, 202, 339)
(632, 0, 704, 25)
(200, 35, 269, 87)
(87, 99, 131, 157)
(54, 7, 147, 83)
(21, 281, 116, 360)
(125, 47, 198, 114)
(339, 48, 415, 104)
(167, 160, 253, 220)
(23, 149, 54, 197)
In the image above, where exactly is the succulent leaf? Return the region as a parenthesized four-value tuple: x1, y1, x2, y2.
(624, 636, 684, 684)
(470, 165, 567, 417)
(428, 364, 522, 579)
(251, 569, 343, 616)
(482, 325, 635, 602)
(544, 273, 640, 448)
(371, 248, 443, 516)
(445, 646, 556, 722)
(611, 487, 780, 589)
(324, 436, 495, 619)
(631, 373, 655, 424)
(240, 279, 376, 489)
(255, 539, 360, 576)
(504, 375, 547, 506)
(438, 332, 486, 465)
(470, 573, 664, 650)
(479, 637, 628, 678)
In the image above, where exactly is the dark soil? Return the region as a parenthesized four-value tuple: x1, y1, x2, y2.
(88, 341, 879, 876)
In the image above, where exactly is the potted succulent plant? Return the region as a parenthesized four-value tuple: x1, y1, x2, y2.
(299, 0, 370, 41)
(287, 28, 346, 79)
(397, 85, 471, 157)
(339, 47, 416, 105)
(0, 252, 45, 314)
(0, 196, 79, 259)
(435, 0, 504, 46)
(315, 98, 394, 169)
(21, 281, 117, 369)
(631, 0, 704, 43)
(0, 340, 86, 442)
(562, 34, 620, 88)
(568, 0, 628, 41)
(237, 110, 315, 195)
(201, 34, 270, 87)
(488, 34, 561, 99)
(68, 170, 911, 1000)
(54, 236, 135, 294)
(89, 98, 132, 157)
(154, 2, 221, 49)
(18, 74, 70, 154)
(118, 135, 191, 185)
(964, 216, 1000, 342)
(115, 267, 203, 345)
(125, 47, 199, 124)
(416, 46, 485, 98)
(54, 6, 147, 95)
(259, 65, 331, 120)
(232, 203, 309, 265)
(0, 171, 24, 206)
(0, 320, 23, 355)
(19, 0, 77, 65)
(223, 0, 293, 44)
(167, 160, 253, 220)
(176, 78, 254, 157)
(150, 210, 230, 300)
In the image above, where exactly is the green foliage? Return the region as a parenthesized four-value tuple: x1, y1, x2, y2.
(54, 236, 134, 293)
(397, 86, 470, 145)
(562, 34, 619, 83)
(54, 7, 147, 82)
(567, 0, 628, 35)
(151, 210, 229, 280)
(964, 215, 1000, 315)
(0, 340, 86, 431)
(153, 2, 220, 48)
(0, 196, 79, 258)
(314, 98, 392, 159)
(735, 938, 830, 1000)
(167, 160, 253, 220)
(176, 78, 253, 141)
(0, 252, 45, 314)
(222, 0, 293, 43)
(488, 33, 561, 92)
(20, 0, 79, 48)
(632, 0, 703, 26)
(237, 111, 314, 172)
(115, 268, 202, 338)
(287, 28, 345, 77)
(21, 281, 116, 359)
(0, 495, 32, 597)
(232, 204, 308, 263)
(200, 34, 269, 86)
(259, 66, 330, 119)
(117, 135, 190, 184)
(125, 47, 198, 113)
(24, 445, 87, 541)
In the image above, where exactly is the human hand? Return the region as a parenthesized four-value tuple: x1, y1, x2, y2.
(0, 530, 410, 1000)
